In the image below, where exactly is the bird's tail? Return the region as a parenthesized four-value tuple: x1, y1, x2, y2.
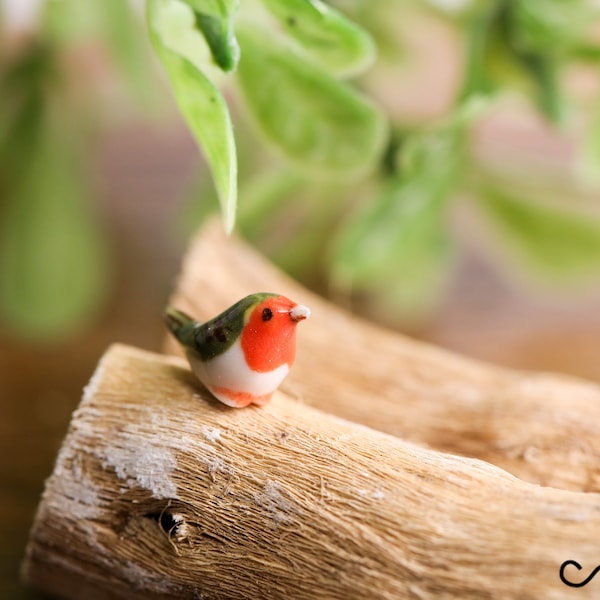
(163, 307, 198, 346)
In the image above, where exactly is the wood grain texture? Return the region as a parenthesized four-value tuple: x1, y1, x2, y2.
(163, 219, 600, 493)
(23, 344, 600, 599)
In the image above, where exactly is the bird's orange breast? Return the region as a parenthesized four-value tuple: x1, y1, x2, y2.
(241, 298, 298, 373)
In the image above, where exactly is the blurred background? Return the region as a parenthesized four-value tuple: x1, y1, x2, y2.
(2, 0, 600, 597)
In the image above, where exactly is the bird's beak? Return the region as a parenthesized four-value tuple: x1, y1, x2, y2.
(290, 304, 311, 322)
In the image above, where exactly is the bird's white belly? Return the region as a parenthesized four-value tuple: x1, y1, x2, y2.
(188, 339, 289, 407)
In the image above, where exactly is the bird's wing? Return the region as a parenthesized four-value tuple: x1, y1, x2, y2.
(192, 294, 263, 360)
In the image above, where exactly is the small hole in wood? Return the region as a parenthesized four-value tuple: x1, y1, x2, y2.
(146, 508, 184, 537)
(160, 511, 179, 533)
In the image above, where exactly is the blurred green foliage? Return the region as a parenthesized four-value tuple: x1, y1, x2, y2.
(0, 0, 154, 340)
(160, 0, 600, 320)
(2, 0, 600, 339)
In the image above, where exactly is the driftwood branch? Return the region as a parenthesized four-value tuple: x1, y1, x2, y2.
(164, 220, 600, 493)
(24, 344, 600, 599)
(24, 219, 600, 598)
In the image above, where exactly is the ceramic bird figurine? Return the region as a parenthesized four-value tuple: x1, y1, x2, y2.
(164, 293, 310, 407)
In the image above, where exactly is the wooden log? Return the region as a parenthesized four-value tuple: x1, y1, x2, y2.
(164, 220, 600, 492)
(23, 344, 600, 599)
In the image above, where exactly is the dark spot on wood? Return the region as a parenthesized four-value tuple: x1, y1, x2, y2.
(112, 511, 132, 537)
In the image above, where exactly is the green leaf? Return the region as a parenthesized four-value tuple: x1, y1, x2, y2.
(510, 0, 593, 55)
(260, 0, 375, 76)
(457, 1, 579, 124)
(149, 0, 213, 70)
(399, 98, 483, 180)
(0, 121, 108, 340)
(328, 102, 471, 312)
(178, 0, 240, 71)
(501, 0, 596, 124)
(329, 176, 450, 287)
(457, 4, 500, 101)
(235, 23, 387, 177)
(478, 188, 600, 282)
(147, 0, 237, 233)
(513, 51, 564, 124)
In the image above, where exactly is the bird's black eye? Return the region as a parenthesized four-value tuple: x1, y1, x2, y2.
(262, 307, 273, 322)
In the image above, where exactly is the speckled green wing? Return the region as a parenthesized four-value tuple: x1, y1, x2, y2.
(164, 293, 277, 361)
